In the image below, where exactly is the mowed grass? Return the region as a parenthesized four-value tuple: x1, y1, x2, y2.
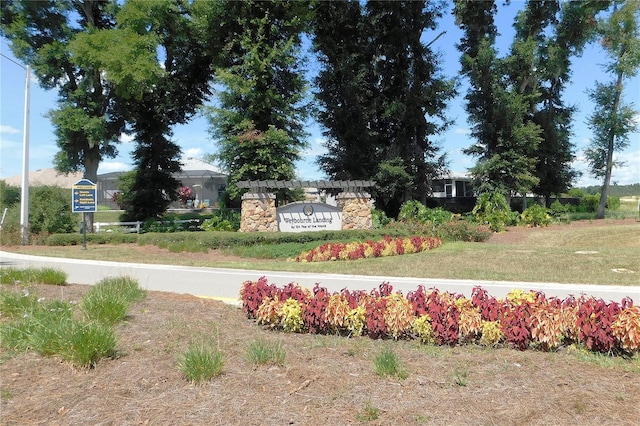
(4, 221, 639, 286)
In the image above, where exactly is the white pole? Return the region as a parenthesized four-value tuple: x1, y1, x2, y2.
(20, 65, 30, 244)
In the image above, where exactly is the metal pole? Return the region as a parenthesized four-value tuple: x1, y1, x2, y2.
(20, 65, 30, 245)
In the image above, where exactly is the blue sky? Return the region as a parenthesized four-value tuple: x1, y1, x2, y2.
(1, 1, 638, 187)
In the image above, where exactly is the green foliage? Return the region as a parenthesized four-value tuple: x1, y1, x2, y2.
(373, 157, 414, 218)
(81, 276, 146, 325)
(207, 1, 310, 201)
(356, 401, 380, 422)
(46, 232, 138, 246)
(60, 320, 116, 368)
(606, 196, 621, 211)
(0, 288, 116, 368)
(200, 208, 240, 232)
(398, 201, 453, 225)
(581, 195, 601, 213)
(371, 209, 391, 229)
(373, 346, 408, 380)
(29, 186, 78, 236)
(178, 341, 225, 384)
(244, 338, 286, 367)
(568, 188, 586, 198)
(314, 2, 455, 218)
(0, 180, 20, 208)
(520, 204, 552, 227)
(585, 1, 640, 218)
(472, 193, 512, 232)
(0, 267, 66, 286)
(1, 1, 124, 189)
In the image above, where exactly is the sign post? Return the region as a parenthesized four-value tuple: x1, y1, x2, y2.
(72, 179, 97, 250)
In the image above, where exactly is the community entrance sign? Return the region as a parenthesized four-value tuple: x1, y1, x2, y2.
(236, 180, 375, 233)
(277, 202, 342, 232)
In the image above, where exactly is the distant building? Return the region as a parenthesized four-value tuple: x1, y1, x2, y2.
(429, 172, 476, 212)
(97, 157, 228, 210)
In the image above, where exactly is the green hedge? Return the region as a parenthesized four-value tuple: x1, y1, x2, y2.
(45, 229, 411, 248)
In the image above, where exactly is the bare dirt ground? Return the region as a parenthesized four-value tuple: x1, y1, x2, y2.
(1, 219, 639, 425)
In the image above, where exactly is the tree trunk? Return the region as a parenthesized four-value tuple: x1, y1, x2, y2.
(596, 70, 624, 220)
(82, 148, 100, 232)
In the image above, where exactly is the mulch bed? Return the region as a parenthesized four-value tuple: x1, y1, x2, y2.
(1, 283, 639, 425)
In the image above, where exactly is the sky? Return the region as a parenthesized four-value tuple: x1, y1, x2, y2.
(1, 1, 639, 188)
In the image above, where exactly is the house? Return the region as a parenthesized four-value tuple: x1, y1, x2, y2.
(428, 172, 476, 212)
(97, 157, 228, 210)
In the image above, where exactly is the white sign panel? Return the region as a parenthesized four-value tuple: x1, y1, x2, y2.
(277, 202, 342, 232)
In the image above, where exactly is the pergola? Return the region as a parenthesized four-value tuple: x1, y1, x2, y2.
(236, 180, 375, 192)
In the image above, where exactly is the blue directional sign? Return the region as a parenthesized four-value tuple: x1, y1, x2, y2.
(72, 179, 97, 213)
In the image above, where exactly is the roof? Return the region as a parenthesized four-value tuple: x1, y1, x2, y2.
(97, 157, 227, 181)
(181, 157, 224, 174)
(2, 169, 84, 189)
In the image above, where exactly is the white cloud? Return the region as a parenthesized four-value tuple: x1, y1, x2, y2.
(182, 147, 204, 159)
(0, 125, 20, 134)
(119, 133, 135, 143)
(98, 162, 132, 174)
(454, 128, 471, 135)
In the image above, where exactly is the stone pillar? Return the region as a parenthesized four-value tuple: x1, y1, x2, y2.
(336, 192, 373, 230)
(240, 193, 277, 232)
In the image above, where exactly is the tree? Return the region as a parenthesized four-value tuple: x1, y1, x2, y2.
(1, 0, 126, 230)
(77, 0, 221, 220)
(455, 0, 541, 203)
(205, 0, 312, 202)
(585, 1, 640, 219)
(509, 1, 609, 206)
(313, 1, 377, 183)
(314, 1, 454, 217)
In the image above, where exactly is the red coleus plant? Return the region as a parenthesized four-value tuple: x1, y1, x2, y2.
(239, 279, 637, 355)
(291, 236, 442, 262)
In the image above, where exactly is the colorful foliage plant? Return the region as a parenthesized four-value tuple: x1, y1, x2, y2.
(240, 278, 639, 355)
(290, 236, 442, 262)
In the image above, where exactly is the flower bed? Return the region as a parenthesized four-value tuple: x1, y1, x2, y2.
(290, 236, 442, 262)
(240, 278, 639, 355)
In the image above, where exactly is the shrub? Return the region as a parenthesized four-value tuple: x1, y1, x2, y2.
(521, 204, 552, 227)
(606, 196, 620, 211)
(398, 201, 452, 225)
(239, 281, 638, 356)
(434, 221, 492, 242)
(581, 194, 600, 213)
(29, 186, 78, 236)
(178, 341, 225, 383)
(383, 293, 414, 339)
(0, 180, 21, 208)
(472, 193, 511, 232)
(372, 208, 391, 229)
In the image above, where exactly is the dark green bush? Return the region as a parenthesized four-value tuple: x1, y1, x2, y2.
(29, 186, 78, 236)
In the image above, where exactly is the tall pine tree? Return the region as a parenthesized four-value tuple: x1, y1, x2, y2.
(314, 1, 454, 217)
(205, 0, 312, 202)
